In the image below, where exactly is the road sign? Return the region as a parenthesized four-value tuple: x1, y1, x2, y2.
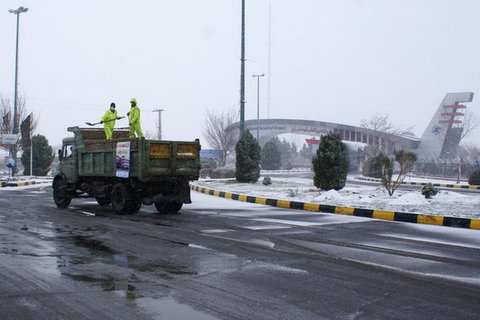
(1, 134, 20, 145)
(5, 157, 14, 168)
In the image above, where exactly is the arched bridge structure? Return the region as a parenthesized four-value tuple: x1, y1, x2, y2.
(241, 118, 419, 152)
(233, 92, 473, 160)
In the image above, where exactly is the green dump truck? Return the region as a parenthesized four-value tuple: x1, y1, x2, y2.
(53, 127, 201, 214)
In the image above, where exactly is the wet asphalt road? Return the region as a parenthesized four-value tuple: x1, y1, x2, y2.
(1, 184, 480, 320)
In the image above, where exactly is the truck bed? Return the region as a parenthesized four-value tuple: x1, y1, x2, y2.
(69, 127, 200, 181)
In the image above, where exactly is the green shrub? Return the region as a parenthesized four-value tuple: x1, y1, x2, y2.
(379, 151, 417, 196)
(468, 170, 480, 185)
(262, 176, 272, 185)
(312, 133, 348, 191)
(235, 129, 261, 183)
(421, 183, 438, 199)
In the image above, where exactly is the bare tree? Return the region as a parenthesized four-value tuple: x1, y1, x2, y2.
(360, 113, 415, 157)
(202, 108, 239, 166)
(143, 129, 157, 140)
(459, 142, 480, 164)
(360, 113, 415, 137)
(460, 110, 479, 142)
(1, 94, 39, 174)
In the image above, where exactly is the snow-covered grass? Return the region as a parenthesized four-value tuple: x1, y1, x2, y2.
(196, 175, 480, 219)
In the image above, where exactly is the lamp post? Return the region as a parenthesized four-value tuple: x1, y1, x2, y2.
(152, 108, 164, 140)
(9, 6, 28, 176)
(239, 0, 246, 133)
(252, 74, 264, 142)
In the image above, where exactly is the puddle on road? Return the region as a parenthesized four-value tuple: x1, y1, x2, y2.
(71, 235, 116, 254)
(137, 296, 218, 320)
(57, 234, 216, 318)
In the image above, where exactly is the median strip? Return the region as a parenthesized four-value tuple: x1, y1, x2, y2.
(190, 182, 480, 230)
(356, 176, 480, 190)
(0, 180, 52, 188)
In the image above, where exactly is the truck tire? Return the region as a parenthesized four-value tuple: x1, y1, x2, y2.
(111, 183, 136, 215)
(96, 197, 111, 207)
(53, 175, 72, 208)
(132, 200, 142, 212)
(166, 201, 183, 213)
(154, 201, 182, 214)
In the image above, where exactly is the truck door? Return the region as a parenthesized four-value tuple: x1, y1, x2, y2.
(60, 143, 77, 183)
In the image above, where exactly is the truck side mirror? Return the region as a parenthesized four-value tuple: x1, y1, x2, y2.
(58, 149, 63, 161)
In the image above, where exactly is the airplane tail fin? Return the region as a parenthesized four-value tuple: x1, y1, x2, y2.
(417, 92, 473, 160)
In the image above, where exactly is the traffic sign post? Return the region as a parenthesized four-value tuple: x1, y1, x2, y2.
(1, 134, 19, 177)
(5, 157, 14, 178)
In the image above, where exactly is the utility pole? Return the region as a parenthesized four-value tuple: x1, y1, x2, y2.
(152, 108, 164, 140)
(267, 2, 272, 119)
(239, 0, 246, 133)
(252, 74, 264, 142)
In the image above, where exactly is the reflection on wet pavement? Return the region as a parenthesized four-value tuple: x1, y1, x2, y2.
(137, 296, 218, 320)
(1, 208, 221, 319)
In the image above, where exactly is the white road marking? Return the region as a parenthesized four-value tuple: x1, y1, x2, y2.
(200, 229, 234, 233)
(252, 218, 330, 227)
(242, 225, 291, 230)
(79, 211, 96, 216)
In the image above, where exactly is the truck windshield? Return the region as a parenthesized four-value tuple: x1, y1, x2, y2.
(63, 144, 73, 158)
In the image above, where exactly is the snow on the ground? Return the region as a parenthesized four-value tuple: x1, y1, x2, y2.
(0, 176, 52, 191)
(196, 175, 480, 219)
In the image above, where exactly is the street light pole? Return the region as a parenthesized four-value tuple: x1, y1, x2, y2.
(9, 6, 28, 176)
(252, 74, 264, 142)
(152, 108, 164, 140)
(239, 0, 246, 134)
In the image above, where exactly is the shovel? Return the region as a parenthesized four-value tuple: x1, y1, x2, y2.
(85, 116, 125, 126)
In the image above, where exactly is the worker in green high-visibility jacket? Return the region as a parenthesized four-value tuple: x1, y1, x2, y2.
(128, 98, 144, 138)
(100, 102, 123, 139)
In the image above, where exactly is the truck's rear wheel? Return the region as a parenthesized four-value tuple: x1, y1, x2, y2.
(167, 201, 183, 213)
(154, 201, 182, 214)
(111, 183, 136, 215)
(95, 197, 111, 207)
(53, 175, 72, 208)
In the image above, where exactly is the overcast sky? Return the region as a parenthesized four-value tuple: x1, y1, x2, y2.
(1, 0, 480, 149)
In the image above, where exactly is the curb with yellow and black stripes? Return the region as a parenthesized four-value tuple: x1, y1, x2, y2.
(190, 183, 480, 230)
(356, 176, 480, 190)
(0, 180, 51, 188)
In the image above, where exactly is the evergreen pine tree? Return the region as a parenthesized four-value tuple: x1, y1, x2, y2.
(21, 134, 55, 176)
(312, 133, 349, 190)
(261, 137, 281, 170)
(235, 129, 261, 182)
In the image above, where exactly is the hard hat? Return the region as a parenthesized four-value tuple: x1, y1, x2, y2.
(130, 98, 137, 103)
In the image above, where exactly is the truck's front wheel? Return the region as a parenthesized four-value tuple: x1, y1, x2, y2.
(111, 183, 136, 215)
(53, 175, 72, 208)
